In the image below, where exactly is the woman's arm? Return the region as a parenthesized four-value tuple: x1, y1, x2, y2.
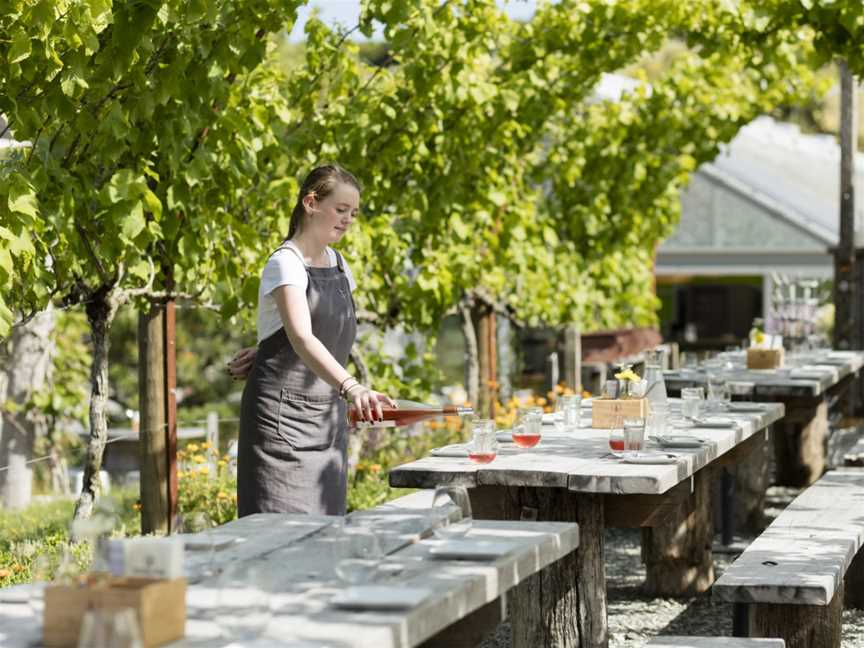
(273, 284, 395, 421)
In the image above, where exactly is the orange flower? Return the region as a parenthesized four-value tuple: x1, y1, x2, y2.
(0, 569, 10, 579)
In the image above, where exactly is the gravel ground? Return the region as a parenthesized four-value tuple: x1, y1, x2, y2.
(608, 485, 864, 647)
(482, 484, 864, 647)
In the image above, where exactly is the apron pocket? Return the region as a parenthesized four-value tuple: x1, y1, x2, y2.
(277, 389, 339, 451)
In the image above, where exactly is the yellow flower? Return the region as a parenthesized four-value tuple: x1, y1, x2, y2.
(614, 369, 641, 383)
(536, 397, 547, 406)
(755, 331, 766, 344)
(197, 466, 209, 475)
(200, 441, 211, 450)
(133, 502, 142, 512)
(186, 443, 199, 452)
(217, 459, 227, 467)
(192, 455, 205, 464)
(217, 491, 229, 499)
(0, 569, 10, 579)
(369, 464, 382, 474)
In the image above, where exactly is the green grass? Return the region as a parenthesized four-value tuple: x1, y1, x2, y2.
(0, 489, 140, 587)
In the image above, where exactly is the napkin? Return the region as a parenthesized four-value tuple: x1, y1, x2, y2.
(430, 444, 469, 458)
(331, 585, 432, 610)
(789, 368, 828, 380)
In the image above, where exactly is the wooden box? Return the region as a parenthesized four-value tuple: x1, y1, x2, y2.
(746, 347, 784, 370)
(43, 576, 186, 648)
(591, 397, 648, 429)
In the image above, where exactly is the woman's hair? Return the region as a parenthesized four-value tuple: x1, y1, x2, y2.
(288, 164, 362, 239)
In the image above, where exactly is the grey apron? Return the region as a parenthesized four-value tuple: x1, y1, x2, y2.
(237, 245, 357, 517)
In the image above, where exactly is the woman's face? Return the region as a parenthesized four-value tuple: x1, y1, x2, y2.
(306, 182, 360, 244)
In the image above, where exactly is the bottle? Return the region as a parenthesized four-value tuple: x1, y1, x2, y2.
(349, 399, 473, 428)
(643, 348, 669, 438)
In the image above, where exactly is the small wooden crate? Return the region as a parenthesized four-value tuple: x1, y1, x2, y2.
(591, 397, 648, 429)
(43, 575, 186, 648)
(746, 347, 784, 370)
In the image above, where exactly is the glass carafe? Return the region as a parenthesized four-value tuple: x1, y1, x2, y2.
(643, 348, 668, 438)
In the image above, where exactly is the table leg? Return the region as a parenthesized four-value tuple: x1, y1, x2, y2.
(733, 428, 770, 534)
(641, 468, 714, 596)
(771, 398, 827, 487)
(471, 486, 607, 648)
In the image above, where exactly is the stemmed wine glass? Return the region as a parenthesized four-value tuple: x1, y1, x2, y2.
(214, 561, 272, 642)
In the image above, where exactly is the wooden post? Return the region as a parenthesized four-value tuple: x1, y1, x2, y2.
(206, 412, 219, 480)
(139, 306, 169, 535)
(834, 60, 860, 353)
(564, 325, 582, 393)
(641, 470, 715, 596)
(164, 300, 177, 531)
(474, 305, 497, 419)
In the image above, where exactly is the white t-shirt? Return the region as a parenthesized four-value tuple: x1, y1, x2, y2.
(256, 241, 357, 343)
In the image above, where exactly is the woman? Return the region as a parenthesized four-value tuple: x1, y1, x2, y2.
(227, 164, 396, 517)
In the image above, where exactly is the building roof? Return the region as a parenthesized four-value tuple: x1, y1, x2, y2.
(657, 115, 861, 276)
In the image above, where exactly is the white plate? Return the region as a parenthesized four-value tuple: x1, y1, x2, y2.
(428, 539, 514, 560)
(652, 435, 705, 448)
(181, 533, 241, 551)
(431, 444, 469, 458)
(620, 452, 679, 465)
(331, 585, 432, 611)
(726, 403, 766, 413)
(692, 417, 738, 428)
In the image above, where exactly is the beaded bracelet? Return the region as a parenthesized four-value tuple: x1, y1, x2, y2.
(339, 377, 358, 398)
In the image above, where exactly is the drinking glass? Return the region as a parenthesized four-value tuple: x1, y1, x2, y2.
(334, 524, 384, 585)
(707, 375, 730, 412)
(622, 417, 646, 456)
(468, 420, 498, 464)
(78, 608, 143, 648)
(553, 397, 567, 432)
(562, 394, 582, 429)
(512, 407, 542, 448)
(430, 485, 473, 540)
(680, 387, 705, 424)
(214, 562, 272, 641)
(177, 511, 215, 579)
(608, 414, 625, 457)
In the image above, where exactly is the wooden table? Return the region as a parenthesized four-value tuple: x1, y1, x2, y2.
(0, 512, 578, 648)
(389, 402, 785, 648)
(665, 350, 864, 488)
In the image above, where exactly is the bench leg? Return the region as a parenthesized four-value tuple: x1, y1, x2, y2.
(495, 487, 606, 648)
(748, 588, 843, 648)
(845, 546, 864, 609)
(419, 597, 504, 648)
(641, 469, 714, 596)
(772, 398, 827, 487)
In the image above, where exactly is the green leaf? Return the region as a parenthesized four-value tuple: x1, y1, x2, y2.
(8, 186, 39, 219)
(8, 32, 32, 64)
(122, 202, 146, 239)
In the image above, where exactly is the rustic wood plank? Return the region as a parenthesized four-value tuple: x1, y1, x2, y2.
(604, 475, 694, 528)
(648, 638, 785, 647)
(186, 519, 578, 648)
(388, 404, 785, 498)
(713, 470, 864, 606)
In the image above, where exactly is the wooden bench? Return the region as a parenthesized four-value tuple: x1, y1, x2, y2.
(646, 638, 784, 647)
(712, 469, 864, 648)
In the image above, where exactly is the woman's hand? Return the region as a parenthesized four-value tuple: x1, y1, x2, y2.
(347, 384, 397, 422)
(226, 346, 257, 381)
